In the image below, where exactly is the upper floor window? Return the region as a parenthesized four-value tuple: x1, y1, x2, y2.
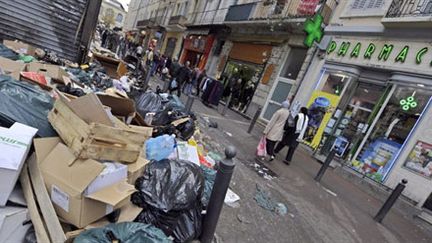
(344, 0, 389, 17)
(116, 13, 123, 23)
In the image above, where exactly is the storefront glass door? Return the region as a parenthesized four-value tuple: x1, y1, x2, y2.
(319, 82, 387, 159)
(351, 85, 432, 182)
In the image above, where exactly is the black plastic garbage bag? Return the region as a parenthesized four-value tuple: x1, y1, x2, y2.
(0, 44, 19, 60)
(74, 222, 171, 243)
(0, 75, 56, 137)
(134, 91, 163, 118)
(133, 159, 204, 212)
(134, 205, 202, 243)
(176, 119, 195, 141)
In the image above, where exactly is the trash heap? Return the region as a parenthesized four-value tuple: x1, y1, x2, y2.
(0, 39, 228, 243)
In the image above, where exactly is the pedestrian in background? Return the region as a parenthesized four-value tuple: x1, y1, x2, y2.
(196, 69, 207, 96)
(176, 61, 192, 97)
(263, 101, 290, 161)
(274, 107, 309, 165)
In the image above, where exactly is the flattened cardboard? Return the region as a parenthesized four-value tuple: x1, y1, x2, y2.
(27, 62, 68, 81)
(65, 93, 114, 126)
(97, 94, 136, 118)
(3, 40, 36, 56)
(0, 57, 26, 80)
(86, 181, 135, 206)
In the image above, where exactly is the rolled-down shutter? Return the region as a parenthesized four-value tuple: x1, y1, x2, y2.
(0, 0, 99, 62)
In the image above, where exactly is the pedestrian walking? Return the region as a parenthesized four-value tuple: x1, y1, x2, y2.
(263, 101, 291, 161)
(274, 107, 309, 165)
(176, 61, 192, 97)
(196, 69, 207, 96)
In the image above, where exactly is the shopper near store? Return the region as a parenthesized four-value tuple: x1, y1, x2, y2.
(263, 101, 291, 161)
(239, 81, 255, 112)
(196, 69, 207, 96)
(274, 107, 309, 164)
(176, 61, 192, 97)
(230, 78, 243, 109)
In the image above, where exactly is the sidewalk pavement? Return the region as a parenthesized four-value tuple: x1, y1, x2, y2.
(147, 77, 432, 243)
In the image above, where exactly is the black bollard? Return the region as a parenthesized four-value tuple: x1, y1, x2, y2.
(200, 146, 237, 243)
(374, 179, 408, 223)
(247, 106, 262, 133)
(314, 149, 336, 182)
(185, 94, 195, 113)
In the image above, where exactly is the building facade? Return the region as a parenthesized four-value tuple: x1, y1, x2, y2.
(294, 0, 432, 214)
(99, 0, 127, 29)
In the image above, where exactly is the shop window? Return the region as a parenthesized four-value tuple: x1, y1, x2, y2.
(220, 60, 264, 113)
(351, 86, 432, 182)
(280, 47, 307, 80)
(322, 74, 346, 96)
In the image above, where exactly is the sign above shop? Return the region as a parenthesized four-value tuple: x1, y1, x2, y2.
(304, 14, 324, 48)
(326, 38, 432, 74)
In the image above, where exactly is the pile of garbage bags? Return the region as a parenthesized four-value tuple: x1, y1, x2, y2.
(132, 159, 205, 242)
(133, 91, 196, 140)
(0, 75, 56, 137)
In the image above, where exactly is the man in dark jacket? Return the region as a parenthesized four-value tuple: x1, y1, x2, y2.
(176, 61, 192, 97)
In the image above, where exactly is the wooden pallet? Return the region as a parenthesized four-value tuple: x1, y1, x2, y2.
(20, 153, 66, 243)
(48, 98, 152, 163)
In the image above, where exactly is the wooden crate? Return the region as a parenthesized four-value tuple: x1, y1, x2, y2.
(48, 98, 152, 163)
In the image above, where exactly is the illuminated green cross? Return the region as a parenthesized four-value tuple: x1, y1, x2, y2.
(304, 14, 324, 48)
(400, 96, 417, 111)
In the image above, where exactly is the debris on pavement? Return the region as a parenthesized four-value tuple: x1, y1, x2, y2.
(254, 184, 288, 216)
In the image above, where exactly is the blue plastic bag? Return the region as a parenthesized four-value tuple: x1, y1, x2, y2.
(146, 135, 176, 161)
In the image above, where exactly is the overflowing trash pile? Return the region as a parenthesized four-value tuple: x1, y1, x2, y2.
(0, 39, 228, 243)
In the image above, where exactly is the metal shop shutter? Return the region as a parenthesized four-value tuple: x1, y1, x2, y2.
(0, 0, 99, 62)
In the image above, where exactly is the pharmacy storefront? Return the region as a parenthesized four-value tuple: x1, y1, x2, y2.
(303, 36, 432, 209)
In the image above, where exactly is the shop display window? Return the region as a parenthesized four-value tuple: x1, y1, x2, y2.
(351, 86, 432, 182)
(321, 74, 348, 96)
(403, 141, 432, 179)
(220, 60, 264, 113)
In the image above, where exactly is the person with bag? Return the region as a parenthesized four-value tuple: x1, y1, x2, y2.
(274, 107, 309, 165)
(262, 101, 290, 161)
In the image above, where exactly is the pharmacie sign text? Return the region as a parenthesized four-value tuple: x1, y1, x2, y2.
(327, 40, 431, 65)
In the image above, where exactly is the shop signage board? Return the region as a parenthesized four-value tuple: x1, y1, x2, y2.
(403, 140, 432, 179)
(304, 90, 340, 149)
(326, 37, 432, 75)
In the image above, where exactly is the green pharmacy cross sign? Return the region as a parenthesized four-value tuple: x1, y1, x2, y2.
(400, 93, 418, 111)
(304, 14, 324, 48)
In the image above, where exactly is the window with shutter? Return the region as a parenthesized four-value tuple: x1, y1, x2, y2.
(345, 0, 388, 17)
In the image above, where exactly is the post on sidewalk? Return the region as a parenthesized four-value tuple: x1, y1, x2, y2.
(314, 149, 336, 182)
(200, 146, 237, 243)
(185, 94, 195, 113)
(247, 106, 262, 134)
(221, 94, 232, 116)
(374, 179, 408, 223)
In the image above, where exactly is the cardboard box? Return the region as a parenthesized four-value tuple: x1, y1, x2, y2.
(0, 123, 38, 206)
(97, 94, 136, 124)
(35, 138, 135, 228)
(0, 57, 26, 80)
(27, 62, 68, 84)
(20, 71, 52, 91)
(3, 40, 36, 56)
(127, 156, 149, 184)
(84, 162, 127, 196)
(0, 207, 31, 243)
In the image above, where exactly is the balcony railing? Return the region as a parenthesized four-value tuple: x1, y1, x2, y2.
(192, 8, 229, 25)
(386, 0, 432, 18)
(136, 19, 155, 28)
(224, 0, 319, 22)
(168, 15, 188, 26)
